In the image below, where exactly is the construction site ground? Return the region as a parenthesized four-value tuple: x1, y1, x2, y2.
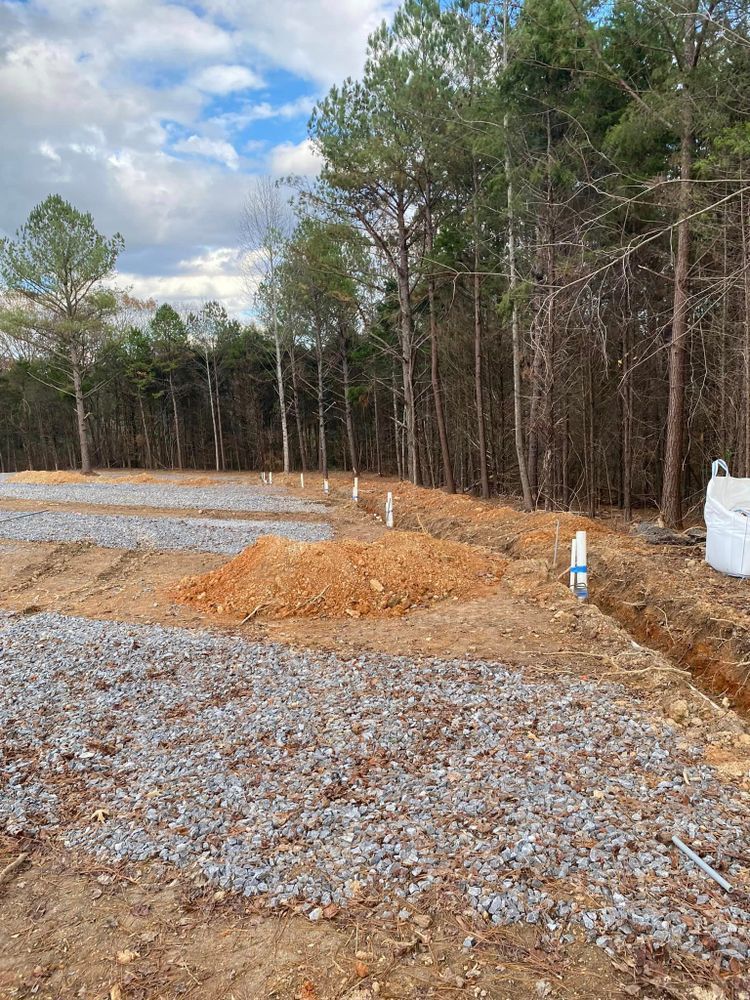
(0, 469, 748, 1000)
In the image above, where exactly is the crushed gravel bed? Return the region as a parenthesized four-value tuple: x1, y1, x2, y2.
(0, 480, 324, 514)
(0, 509, 331, 553)
(1, 612, 747, 966)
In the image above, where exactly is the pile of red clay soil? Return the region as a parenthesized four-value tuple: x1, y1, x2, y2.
(9, 470, 95, 484)
(108, 473, 232, 487)
(9, 470, 231, 487)
(173, 531, 505, 620)
(109, 473, 162, 484)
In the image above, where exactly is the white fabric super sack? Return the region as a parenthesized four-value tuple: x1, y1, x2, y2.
(705, 459, 750, 578)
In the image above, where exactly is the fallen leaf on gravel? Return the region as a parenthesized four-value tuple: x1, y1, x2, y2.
(322, 903, 340, 919)
(116, 950, 139, 965)
(91, 808, 110, 823)
(354, 960, 369, 978)
(299, 980, 318, 1000)
(110, 987, 124, 1000)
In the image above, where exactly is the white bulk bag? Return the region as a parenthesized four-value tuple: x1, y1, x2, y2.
(705, 459, 750, 577)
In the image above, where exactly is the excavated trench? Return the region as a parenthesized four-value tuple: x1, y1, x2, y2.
(591, 555, 750, 714)
(355, 488, 750, 718)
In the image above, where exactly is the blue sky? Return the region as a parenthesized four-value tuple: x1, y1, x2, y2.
(0, 0, 397, 312)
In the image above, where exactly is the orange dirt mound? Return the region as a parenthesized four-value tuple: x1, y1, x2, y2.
(176, 475, 232, 487)
(106, 473, 162, 484)
(104, 473, 231, 486)
(173, 531, 505, 620)
(9, 470, 97, 484)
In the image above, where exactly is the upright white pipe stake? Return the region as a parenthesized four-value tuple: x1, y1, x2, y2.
(574, 529, 588, 600)
(300, 473, 304, 489)
(385, 491, 394, 529)
(261, 471, 266, 485)
(569, 537, 577, 593)
(352, 476, 359, 502)
(269, 471, 273, 485)
(323, 478, 330, 496)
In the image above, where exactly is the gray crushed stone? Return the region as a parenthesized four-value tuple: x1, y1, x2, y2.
(1, 612, 748, 966)
(0, 479, 323, 514)
(0, 508, 331, 554)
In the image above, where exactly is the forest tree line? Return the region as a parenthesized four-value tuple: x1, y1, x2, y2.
(2, 0, 750, 526)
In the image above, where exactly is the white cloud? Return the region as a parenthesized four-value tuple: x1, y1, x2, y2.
(173, 135, 240, 170)
(204, 0, 398, 87)
(192, 64, 263, 95)
(268, 138, 322, 177)
(38, 141, 60, 162)
(209, 95, 316, 138)
(115, 5, 235, 63)
(118, 247, 249, 315)
(0, 0, 394, 310)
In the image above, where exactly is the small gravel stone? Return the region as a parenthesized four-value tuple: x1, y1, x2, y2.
(0, 478, 324, 515)
(0, 611, 747, 968)
(0, 508, 330, 553)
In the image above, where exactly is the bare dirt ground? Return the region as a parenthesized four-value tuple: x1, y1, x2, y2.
(0, 469, 748, 999)
(0, 836, 628, 1000)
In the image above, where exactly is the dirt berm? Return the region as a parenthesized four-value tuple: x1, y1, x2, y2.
(347, 480, 750, 714)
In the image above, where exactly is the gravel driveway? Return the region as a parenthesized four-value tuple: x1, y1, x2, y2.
(1, 612, 747, 965)
(0, 509, 331, 553)
(0, 480, 324, 514)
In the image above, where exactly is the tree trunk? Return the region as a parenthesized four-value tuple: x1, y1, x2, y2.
(204, 351, 220, 472)
(424, 190, 455, 493)
(472, 159, 490, 499)
(270, 276, 290, 473)
(314, 321, 328, 478)
(339, 324, 359, 476)
(502, 0, 533, 509)
(742, 188, 750, 477)
(392, 370, 403, 481)
(395, 196, 419, 485)
(138, 393, 152, 469)
(70, 352, 92, 474)
(661, 26, 695, 528)
(504, 110, 533, 510)
(620, 322, 633, 521)
(169, 373, 183, 469)
(290, 340, 308, 472)
(213, 355, 226, 471)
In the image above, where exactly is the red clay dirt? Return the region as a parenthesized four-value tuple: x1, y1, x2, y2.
(172, 531, 505, 621)
(0, 469, 748, 999)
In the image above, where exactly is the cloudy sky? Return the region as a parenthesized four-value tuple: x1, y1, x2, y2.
(0, 0, 396, 314)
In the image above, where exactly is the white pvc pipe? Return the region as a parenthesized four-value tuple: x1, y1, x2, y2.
(300, 473, 304, 489)
(262, 471, 267, 485)
(386, 491, 394, 529)
(269, 471, 273, 485)
(575, 530, 588, 600)
(323, 478, 329, 495)
(352, 476, 359, 502)
(672, 835, 733, 892)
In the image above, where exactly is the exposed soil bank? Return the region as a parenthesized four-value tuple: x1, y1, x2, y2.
(340, 477, 750, 717)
